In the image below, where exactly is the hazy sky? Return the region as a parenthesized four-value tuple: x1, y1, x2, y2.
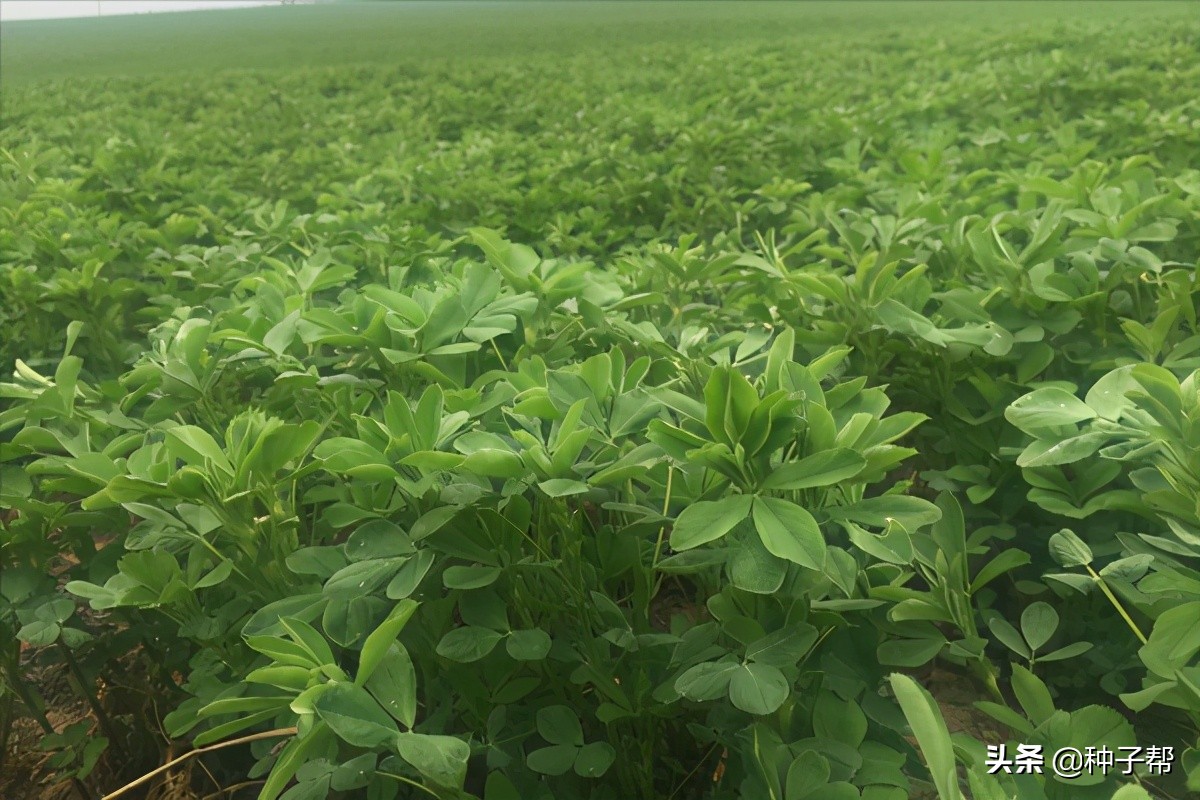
(0, 1, 282, 22)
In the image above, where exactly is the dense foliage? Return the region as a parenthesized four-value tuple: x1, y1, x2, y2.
(2, 3, 1200, 799)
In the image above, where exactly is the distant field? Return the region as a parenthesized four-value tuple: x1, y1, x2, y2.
(2, 1, 1195, 86)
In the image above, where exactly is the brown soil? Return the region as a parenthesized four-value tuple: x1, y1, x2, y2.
(920, 663, 1009, 745)
(1, 631, 209, 800)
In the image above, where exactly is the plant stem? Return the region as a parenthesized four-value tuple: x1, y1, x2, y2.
(57, 640, 129, 760)
(4, 657, 91, 800)
(99, 727, 296, 800)
(378, 771, 441, 798)
(650, 465, 674, 573)
(490, 338, 509, 370)
(8, 664, 55, 736)
(0, 691, 12, 776)
(1087, 566, 1148, 645)
(667, 743, 720, 800)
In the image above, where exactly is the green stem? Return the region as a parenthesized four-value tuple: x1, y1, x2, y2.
(6, 661, 55, 735)
(490, 338, 509, 370)
(650, 465, 674, 572)
(666, 742, 720, 800)
(0, 690, 12, 776)
(58, 640, 129, 759)
(3, 655, 91, 800)
(1087, 566, 1148, 645)
(378, 772, 440, 798)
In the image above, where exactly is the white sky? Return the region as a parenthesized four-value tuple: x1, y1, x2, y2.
(0, 1, 284, 22)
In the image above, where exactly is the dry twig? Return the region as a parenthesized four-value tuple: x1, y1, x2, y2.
(100, 728, 296, 800)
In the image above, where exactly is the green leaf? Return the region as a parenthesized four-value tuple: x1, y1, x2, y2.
(987, 616, 1031, 659)
(657, 548, 728, 574)
(506, 628, 552, 661)
(1005, 387, 1096, 433)
(313, 682, 400, 748)
(760, 448, 866, 491)
(243, 593, 327, 637)
(1139, 602, 1200, 678)
(1119, 680, 1178, 712)
(812, 692, 867, 747)
(728, 662, 790, 714)
(245, 635, 320, 669)
(394, 732, 470, 788)
(345, 521, 412, 561)
(322, 595, 388, 649)
(929, 490, 966, 561)
(400, 450, 464, 473)
(386, 551, 435, 599)
(330, 753, 376, 791)
(538, 478, 590, 497)
(436, 626, 503, 662)
(193, 708, 282, 747)
(703, 367, 733, 445)
(969, 549, 1030, 594)
(1048, 529, 1093, 568)
(324, 558, 407, 600)
(574, 742, 616, 778)
(973, 701, 1034, 738)
(1099, 554, 1153, 582)
(965, 766, 1011, 800)
(17, 619, 60, 647)
(890, 599, 951, 623)
(194, 559, 234, 589)
(197, 694, 293, 720)
(877, 637, 943, 667)
(1084, 366, 1138, 420)
(281, 776, 329, 799)
(1020, 602, 1058, 652)
(744, 624, 819, 667)
(278, 617, 336, 666)
(363, 285, 428, 326)
(670, 494, 753, 551)
(1037, 641, 1093, 663)
(462, 449, 526, 478)
(291, 684, 335, 717)
(1016, 432, 1109, 467)
(825, 496, 941, 531)
(1044, 572, 1094, 594)
(728, 529, 787, 594)
(888, 674, 962, 800)
(1054, 705, 1137, 787)
(785, 750, 831, 800)
(164, 425, 234, 475)
(313, 438, 398, 481)
(1010, 663, 1055, 725)
(469, 227, 539, 281)
(460, 589, 511, 630)
(675, 660, 739, 701)
(526, 744, 578, 776)
(355, 600, 418, 686)
(751, 496, 825, 569)
(408, 507, 459, 541)
(366, 644, 418, 728)
(537, 705, 583, 746)
(259, 724, 333, 800)
(263, 310, 300, 355)
(246, 665, 313, 692)
(484, 772, 522, 800)
(443, 565, 502, 589)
